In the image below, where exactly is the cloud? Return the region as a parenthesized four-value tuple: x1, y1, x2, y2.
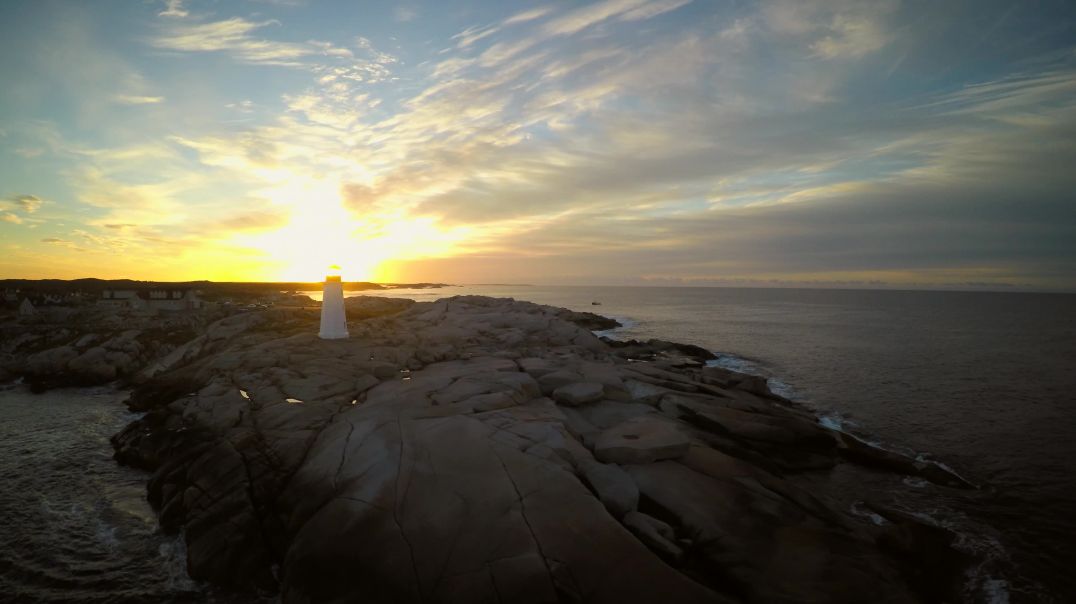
(762, 0, 896, 60)
(503, 7, 554, 26)
(619, 0, 695, 22)
(811, 13, 890, 59)
(226, 99, 256, 113)
(40, 237, 69, 243)
(353, 36, 397, 65)
(10, 194, 44, 213)
(210, 210, 290, 232)
(452, 25, 499, 49)
(3, 194, 44, 222)
(394, 6, 418, 23)
(151, 17, 312, 66)
(158, 0, 188, 19)
(543, 0, 692, 36)
(149, 16, 398, 80)
(114, 94, 165, 104)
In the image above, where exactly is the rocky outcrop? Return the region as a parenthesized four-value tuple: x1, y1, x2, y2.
(343, 295, 415, 318)
(100, 295, 975, 603)
(0, 296, 416, 392)
(602, 337, 717, 367)
(556, 308, 621, 331)
(2, 315, 204, 391)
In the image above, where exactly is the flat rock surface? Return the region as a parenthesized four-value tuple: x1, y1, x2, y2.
(90, 295, 973, 602)
(593, 416, 692, 465)
(552, 381, 604, 406)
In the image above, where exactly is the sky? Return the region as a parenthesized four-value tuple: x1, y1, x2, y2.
(1, 0, 1075, 289)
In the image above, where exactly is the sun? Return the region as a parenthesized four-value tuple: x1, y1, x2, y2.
(226, 177, 472, 283)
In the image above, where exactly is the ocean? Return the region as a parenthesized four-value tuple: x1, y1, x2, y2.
(3, 285, 1073, 602)
(0, 385, 200, 602)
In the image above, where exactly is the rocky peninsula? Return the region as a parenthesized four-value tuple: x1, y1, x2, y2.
(2, 295, 976, 603)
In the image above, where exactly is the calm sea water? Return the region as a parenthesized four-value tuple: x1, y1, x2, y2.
(352, 285, 1076, 602)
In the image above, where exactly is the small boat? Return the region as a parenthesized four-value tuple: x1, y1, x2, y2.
(591, 301, 601, 305)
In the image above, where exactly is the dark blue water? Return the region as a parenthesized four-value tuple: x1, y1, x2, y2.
(363, 285, 1076, 602)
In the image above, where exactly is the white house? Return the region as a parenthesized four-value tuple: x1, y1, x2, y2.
(98, 289, 138, 309)
(98, 288, 203, 311)
(18, 298, 35, 316)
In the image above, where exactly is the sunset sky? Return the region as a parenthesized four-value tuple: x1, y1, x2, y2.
(1, 0, 1074, 288)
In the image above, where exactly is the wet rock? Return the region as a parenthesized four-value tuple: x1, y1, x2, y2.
(555, 309, 621, 331)
(701, 365, 773, 397)
(864, 502, 973, 603)
(834, 431, 977, 489)
(603, 337, 716, 365)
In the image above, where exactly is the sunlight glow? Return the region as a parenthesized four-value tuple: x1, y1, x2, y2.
(228, 177, 472, 282)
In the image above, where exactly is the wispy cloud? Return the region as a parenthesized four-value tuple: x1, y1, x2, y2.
(543, 0, 692, 36)
(151, 17, 312, 66)
(9, 194, 44, 213)
(452, 25, 499, 49)
(114, 94, 165, 104)
(149, 15, 398, 80)
(158, 0, 188, 19)
(811, 13, 891, 59)
(3, 195, 44, 226)
(503, 7, 554, 26)
(763, 0, 896, 60)
(394, 6, 418, 23)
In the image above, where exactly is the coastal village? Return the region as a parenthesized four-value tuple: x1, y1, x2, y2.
(0, 279, 449, 320)
(1, 283, 306, 319)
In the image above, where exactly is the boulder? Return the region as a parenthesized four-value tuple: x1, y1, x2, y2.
(68, 346, 118, 381)
(536, 368, 584, 395)
(622, 511, 683, 561)
(701, 365, 772, 397)
(551, 382, 604, 406)
(593, 416, 691, 464)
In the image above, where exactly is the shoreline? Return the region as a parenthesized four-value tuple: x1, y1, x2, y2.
(4, 295, 982, 602)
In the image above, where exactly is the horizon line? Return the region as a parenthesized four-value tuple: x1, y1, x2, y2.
(2, 277, 1074, 295)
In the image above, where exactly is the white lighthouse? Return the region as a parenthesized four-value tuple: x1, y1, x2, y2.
(319, 266, 349, 339)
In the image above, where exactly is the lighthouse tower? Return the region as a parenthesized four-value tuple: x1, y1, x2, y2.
(319, 266, 349, 339)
